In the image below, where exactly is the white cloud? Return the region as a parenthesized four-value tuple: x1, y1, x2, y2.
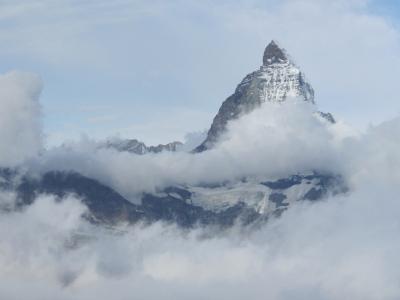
(0, 71, 43, 166)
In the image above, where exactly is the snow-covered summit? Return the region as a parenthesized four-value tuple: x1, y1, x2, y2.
(195, 41, 315, 152)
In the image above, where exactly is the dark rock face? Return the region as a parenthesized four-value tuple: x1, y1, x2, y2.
(268, 193, 288, 207)
(0, 168, 15, 190)
(317, 111, 336, 124)
(262, 173, 348, 200)
(263, 40, 288, 65)
(194, 41, 315, 152)
(262, 175, 304, 190)
(148, 142, 182, 153)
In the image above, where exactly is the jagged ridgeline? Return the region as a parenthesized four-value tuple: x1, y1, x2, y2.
(0, 41, 345, 228)
(105, 139, 182, 155)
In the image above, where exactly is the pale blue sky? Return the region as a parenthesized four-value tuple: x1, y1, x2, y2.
(1, 0, 400, 146)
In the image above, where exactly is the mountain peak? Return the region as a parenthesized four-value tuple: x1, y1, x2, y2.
(263, 40, 289, 66)
(194, 41, 314, 152)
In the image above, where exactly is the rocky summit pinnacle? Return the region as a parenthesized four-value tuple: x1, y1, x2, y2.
(194, 41, 315, 152)
(263, 40, 289, 65)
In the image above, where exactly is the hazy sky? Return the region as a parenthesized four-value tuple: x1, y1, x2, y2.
(0, 0, 399, 146)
